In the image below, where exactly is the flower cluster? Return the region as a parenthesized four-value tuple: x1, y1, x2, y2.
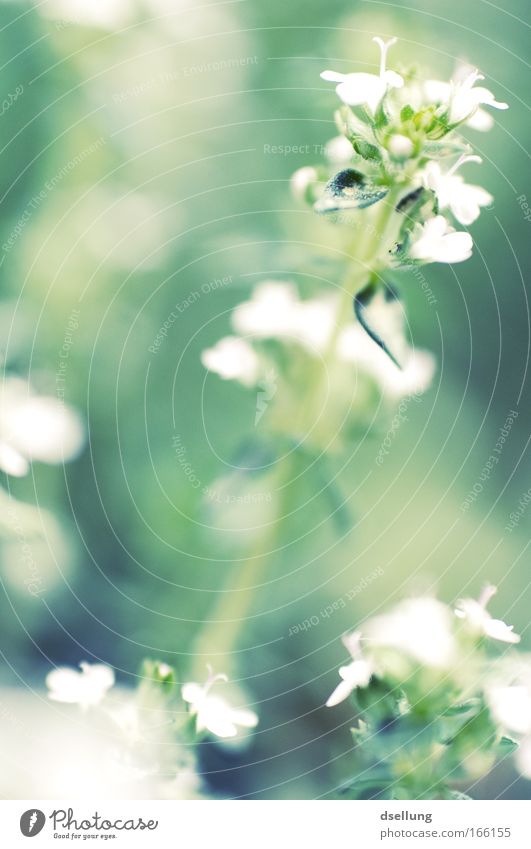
(326, 586, 526, 799)
(45, 659, 258, 798)
(202, 279, 435, 453)
(291, 37, 507, 356)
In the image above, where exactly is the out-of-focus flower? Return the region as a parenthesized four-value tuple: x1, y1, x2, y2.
(326, 632, 373, 707)
(425, 70, 508, 127)
(455, 585, 520, 644)
(232, 281, 336, 354)
(201, 336, 261, 387)
(337, 324, 435, 398)
(324, 135, 354, 164)
(291, 166, 319, 200)
(408, 215, 473, 264)
(0, 378, 85, 477)
(365, 597, 458, 669)
(487, 685, 531, 735)
(46, 662, 115, 709)
(422, 156, 493, 225)
(181, 670, 258, 738)
(321, 37, 403, 114)
(40, 0, 131, 29)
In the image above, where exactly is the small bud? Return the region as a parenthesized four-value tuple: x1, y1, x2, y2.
(388, 134, 414, 160)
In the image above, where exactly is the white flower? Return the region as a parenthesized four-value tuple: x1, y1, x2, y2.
(422, 155, 493, 225)
(425, 70, 508, 128)
(182, 670, 258, 739)
(324, 135, 354, 164)
(408, 215, 473, 264)
(365, 597, 458, 669)
(46, 662, 115, 709)
(290, 166, 318, 199)
(326, 631, 373, 707)
(455, 584, 520, 644)
(487, 685, 531, 735)
(232, 281, 336, 354)
(515, 735, 531, 778)
(0, 378, 85, 476)
(321, 37, 403, 114)
(201, 336, 260, 387)
(41, 0, 131, 29)
(337, 324, 435, 398)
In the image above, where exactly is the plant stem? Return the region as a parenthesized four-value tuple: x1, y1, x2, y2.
(193, 188, 404, 674)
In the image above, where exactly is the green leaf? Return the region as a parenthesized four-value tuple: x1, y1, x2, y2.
(353, 139, 382, 162)
(400, 104, 415, 122)
(314, 168, 388, 214)
(353, 279, 403, 369)
(444, 699, 480, 717)
(495, 736, 518, 756)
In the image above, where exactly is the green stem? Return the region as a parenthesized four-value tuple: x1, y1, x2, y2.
(193, 188, 404, 674)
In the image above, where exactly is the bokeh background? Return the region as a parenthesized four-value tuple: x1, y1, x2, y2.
(0, 0, 530, 799)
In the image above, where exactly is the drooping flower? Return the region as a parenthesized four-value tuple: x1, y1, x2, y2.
(46, 662, 115, 709)
(181, 669, 258, 738)
(326, 632, 373, 707)
(422, 155, 493, 225)
(425, 69, 508, 128)
(321, 37, 403, 114)
(201, 336, 261, 387)
(290, 166, 319, 200)
(0, 378, 85, 477)
(408, 215, 473, 264)
(455, 584, 520, 644)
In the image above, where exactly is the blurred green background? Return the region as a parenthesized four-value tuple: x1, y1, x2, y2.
(0, 0, 530, 798)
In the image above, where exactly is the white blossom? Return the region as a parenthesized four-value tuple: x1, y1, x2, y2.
(337, 324, 435, 398)
(326, 631, 373, 707)
(181, 670, 258, 739)
(455, 584, 520, 644)
(425, 70, 508, 128)
(422, 155, 493, 225)
(201, 336, 261, 386)
(291, 166, 318, 199)
(365, 597, 458, 669)
(46, 662, 115, 709)
(487, 685, 531, 735)
(232, 281, 336, 354)
(408, 215, 473, 264)
(0, 378, 85, 477)
(321, 37, 403, 114)
(324, 135, 354, 164)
